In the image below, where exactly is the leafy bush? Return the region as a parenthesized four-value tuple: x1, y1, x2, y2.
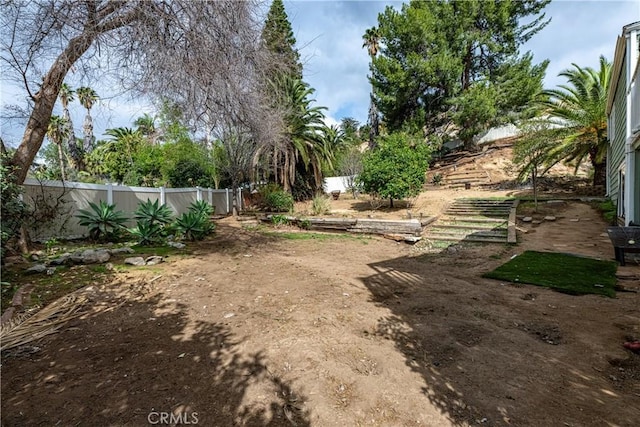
(130, 220, 164, 246)
(131, 199, 174, 246)
(357, 132, 430, 208)
(189, 200, 215, 217)
(597, 199, 617, 225)
(311, 194, 330, 215)
(431, 173, 443, 185)
(299, 218, 311, 230)
(271, 214, 291, 226)
(175, 211, 209, 241)
(1, 153, 28, 259)
(76, 201, 128, 241)
(259, 184, 294, 212)
(135, 199, 174, 226)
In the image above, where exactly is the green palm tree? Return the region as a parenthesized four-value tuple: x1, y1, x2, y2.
(257, 76, 332, 196)
(134, 113, 158, 144)
(58, 83, 83, 171)
(279, 77, 331, 195)
(46, 115, 71, 181)
(362, 27, 380, 57)
(362, 27, 381, 149)
(539, 55, 611, 187)
(76, 87, 98, 153)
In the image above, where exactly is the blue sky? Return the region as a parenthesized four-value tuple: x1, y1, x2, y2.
(2, 0, 639, 146)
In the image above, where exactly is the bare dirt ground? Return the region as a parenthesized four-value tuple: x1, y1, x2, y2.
(2, 145, 639, 426)
(2, 191, 639, 427)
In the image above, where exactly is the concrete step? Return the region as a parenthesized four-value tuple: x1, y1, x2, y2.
(431, 223, 507, 231)
(423, 234, 507, 243)
(426, 229, 507, 238)
(445, 210, 510, 216)
(439, 216, 508, 224)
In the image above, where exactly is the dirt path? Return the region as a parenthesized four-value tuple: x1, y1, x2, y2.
(2, 201, 639, 426)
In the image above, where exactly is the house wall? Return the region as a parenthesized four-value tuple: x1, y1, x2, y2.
(608, 63, 628, 208)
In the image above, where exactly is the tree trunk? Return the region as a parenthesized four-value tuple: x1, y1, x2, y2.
(589, 148, 606, 188)
(11, 32, 96, 184)
(389, 198, 394, 208)
(56, 143, 67, 181)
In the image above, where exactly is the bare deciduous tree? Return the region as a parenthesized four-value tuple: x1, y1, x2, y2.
(1, 0, 281, 186)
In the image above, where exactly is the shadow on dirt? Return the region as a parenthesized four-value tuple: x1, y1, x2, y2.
(359, 248, 639, 426)
(1, 286, 310, 426)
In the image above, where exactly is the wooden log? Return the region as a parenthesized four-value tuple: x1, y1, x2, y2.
(349, 218, 422, 236)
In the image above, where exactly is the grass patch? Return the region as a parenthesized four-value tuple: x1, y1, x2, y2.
(483, 251, 617, 297)
(1, 264, 113, 313)
(131, 245, 185, 256)
(263, 231, 368, 243)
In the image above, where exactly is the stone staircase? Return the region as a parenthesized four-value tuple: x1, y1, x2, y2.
(424, 199, 516, 244)
(444, 166, 491, 189)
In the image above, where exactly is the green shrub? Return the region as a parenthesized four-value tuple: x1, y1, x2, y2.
(76, 201, 128, 241)
(431, 173, 443, 185)
(189, 200, 215, 217)
(597, 199, 617, 224)
(271, 214, 291, 226)
(259, 184, 294, 212)
(130, 220, 164, 246)
(311, 194, 330, 215)
(1, 153, 28, 259)
(299, 218, 311, 230)
(175, 212, 209, 241)
(135, 199, 174, 227)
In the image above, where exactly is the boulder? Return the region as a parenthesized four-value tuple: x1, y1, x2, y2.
(522, 217, 533, 223)
(49, 253, 72, 266)
(25, 264, 47, 274)
(544, 216, 556, 221)
(81, 249, 111, 264)
(145, 256, 164, 266)
(168, 242, 186, 249)
(124, 257, 146, 266)
(109, 247, 135, 255)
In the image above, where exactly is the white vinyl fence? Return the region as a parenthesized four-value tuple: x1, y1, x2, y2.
(22, 179, 242, 240)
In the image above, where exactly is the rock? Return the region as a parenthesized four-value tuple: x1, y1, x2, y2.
(145, 256, 164, 266)
(81, 249, 111, 264)
(109, 247, 135, 255)
(447, 246, 458, 254)
(105, 263, 115, 271)
(70, 251, 85, 264)
(522, 217, 533, 222)
(49, 253, 72, 266)
(26, 264, 47, 274)
(168, 242, 186, 249)
(532, 220, 542, 224)
(124, 257, 146, 266)
(543, 216, 556, 221)
(46, 267, 56, 275)
(569, 218, 580, 222)
(546, 200, 566, 205)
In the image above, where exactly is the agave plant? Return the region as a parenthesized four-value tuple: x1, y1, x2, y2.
(130, 220, 164, 246)
(135, 199, 174, 227)
(174, 211, 208, 241)
(188, 200, 214, 217)
(76, 201, 128, 241)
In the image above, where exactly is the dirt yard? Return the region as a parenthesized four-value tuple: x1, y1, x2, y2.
(2, 189, 639, 427)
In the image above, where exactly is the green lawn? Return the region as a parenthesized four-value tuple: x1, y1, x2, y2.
(483, 251, 617, 297)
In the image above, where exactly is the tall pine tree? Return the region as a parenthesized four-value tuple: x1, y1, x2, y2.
(262, 0, 302, 80)
(370, 0, 550, 149)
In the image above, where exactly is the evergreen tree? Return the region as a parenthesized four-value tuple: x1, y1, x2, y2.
(371, 0, 550, 148)
(262, 0, 302, 80)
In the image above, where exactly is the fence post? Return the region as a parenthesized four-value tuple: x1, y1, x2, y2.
(196, 186, 202, 202)
(160, 187, 165, 205)
(208, 188, 212, 205)
(225, 188, 230, 215)
(107, 183, 113, 205)
(238, 188, 243, 211)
